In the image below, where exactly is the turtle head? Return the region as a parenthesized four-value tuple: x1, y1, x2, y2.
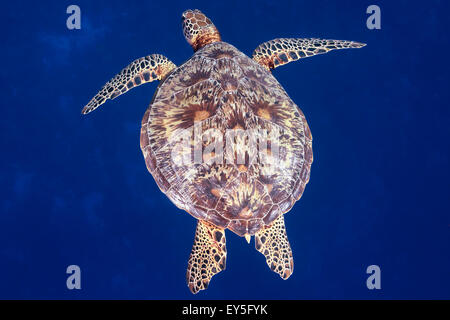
(182, 9, 221, 51)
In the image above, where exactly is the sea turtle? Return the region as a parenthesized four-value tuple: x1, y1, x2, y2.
(81, 9, 365, 294)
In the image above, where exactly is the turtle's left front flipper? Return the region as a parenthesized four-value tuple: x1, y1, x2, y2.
(253, 38, 365, 70)
(82, 54, 176, 114)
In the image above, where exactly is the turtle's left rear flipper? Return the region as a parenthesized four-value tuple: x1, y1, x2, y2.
(253, 38, 365, 70)
(186, 221, 227, 294)
(81, 54, 176, 114)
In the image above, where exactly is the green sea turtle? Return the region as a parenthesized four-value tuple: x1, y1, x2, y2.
(82, 9, 365, 294)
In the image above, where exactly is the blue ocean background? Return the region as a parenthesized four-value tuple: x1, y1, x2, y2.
(1, 0, 449, 299)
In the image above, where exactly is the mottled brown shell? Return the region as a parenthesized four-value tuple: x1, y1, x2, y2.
(140, 42, 312, 236)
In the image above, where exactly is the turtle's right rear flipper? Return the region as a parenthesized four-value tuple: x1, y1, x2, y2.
(255, 215, 294, 280)
(81, 54, 176, 114)
(186, 221, 227, 294)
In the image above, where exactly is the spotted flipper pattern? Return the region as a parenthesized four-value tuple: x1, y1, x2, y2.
(253, 38, 366, 70)
(255, 215, 293, 279)
(186, 220, 227, 294)
(82, 54, 176, 114)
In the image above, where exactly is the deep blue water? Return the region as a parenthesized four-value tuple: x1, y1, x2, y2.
(1, 0, 449, 299)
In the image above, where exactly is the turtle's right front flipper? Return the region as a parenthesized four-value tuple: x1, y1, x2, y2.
(82, 54, 176, 114)
(253, 38, 365, 70)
